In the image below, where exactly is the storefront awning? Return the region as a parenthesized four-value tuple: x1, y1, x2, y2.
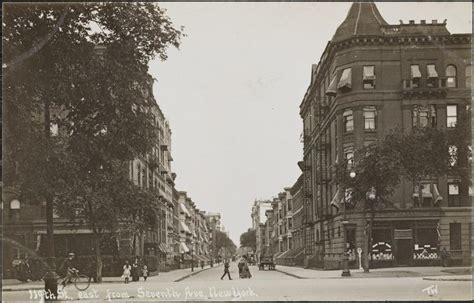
(337, 68, 352, 89)
(179, 203, 191, 217)
(330, 188, 342, 211)
(427, 65, 438, 78)
(158, 243, 168, 254)
(326, 75, 338, 96)
(180, 221, 191, 234)
(179, 242, 190, 253)
(410, 65, 421, 78)
(363, 66, 375, 80)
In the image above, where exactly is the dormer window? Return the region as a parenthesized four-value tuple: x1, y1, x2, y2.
(410, 65, 421, 88)
(337, 68, 352, 91)
(426, 64, 438, 88)
(363, 66, 375, 89)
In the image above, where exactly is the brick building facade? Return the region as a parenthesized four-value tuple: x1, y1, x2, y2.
(299, 2, 471, 269)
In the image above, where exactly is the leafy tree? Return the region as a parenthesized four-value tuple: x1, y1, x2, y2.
(3, 2, 183, 282)
(396, 127, 450, 208)
(447, 106, 472, 205)
(239, 229, 256, 251)
(215, 231, 237, 257)
(336, 127, 450, 271)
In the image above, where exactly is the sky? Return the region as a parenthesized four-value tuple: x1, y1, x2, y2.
(148, 2, 472, 244)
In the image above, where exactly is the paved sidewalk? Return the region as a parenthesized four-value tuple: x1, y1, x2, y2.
(2, 264, 221, 292)
(276, 265, 472, 280)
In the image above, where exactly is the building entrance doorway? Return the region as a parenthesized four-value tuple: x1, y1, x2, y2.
(394, 228, 413, 266)
(395, 239, 412, 266)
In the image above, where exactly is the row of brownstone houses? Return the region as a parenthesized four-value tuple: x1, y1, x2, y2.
(251, 2, 472, 270)
(2, 70, 225, 277)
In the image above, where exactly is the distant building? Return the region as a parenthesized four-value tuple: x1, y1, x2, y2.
(251, 200, 272, 262)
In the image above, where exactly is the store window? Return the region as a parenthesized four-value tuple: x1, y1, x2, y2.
(448, 183, 460, 207)
(426, 64, 439, 88)
(446, 65, 457, 88)
(371, 229, 393, 261)
(363, 106, 377, 130)
(446, 105, 457, 128)
(465, 65, 471, 88)
(449, 223, 461, 250)
(410, 65, 421, 88)
(414, 228, 439, 260)
(363, 66, 376, 89)
(343, 109, 354, 132)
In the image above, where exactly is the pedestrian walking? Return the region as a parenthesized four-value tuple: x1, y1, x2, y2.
(220, 259, 232, 280)
(122, 261, 131, 284)
(142, 265, 148, 282)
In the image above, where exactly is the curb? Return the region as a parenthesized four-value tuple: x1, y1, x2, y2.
(174, 264, 221, 282)
(2, 280, 129, 292)
(275, 269, 305, 279)
(2, 267, 220, 292)
(423, 277, 472, 282)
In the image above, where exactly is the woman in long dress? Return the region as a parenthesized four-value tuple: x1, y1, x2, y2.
(238, 258, 246, 278)
(242, 261, 252, 279)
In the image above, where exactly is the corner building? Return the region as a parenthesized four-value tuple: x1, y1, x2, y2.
(299, 2, 471, 269)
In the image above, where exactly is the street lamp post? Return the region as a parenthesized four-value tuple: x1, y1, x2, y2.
(341, 170, 356, 277)
(363, 187, 376, 273)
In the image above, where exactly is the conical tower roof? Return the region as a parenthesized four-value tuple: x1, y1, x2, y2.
(332, 2, 388, 42)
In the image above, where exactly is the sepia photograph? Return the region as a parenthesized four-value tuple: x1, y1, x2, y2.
(2, 1, 473, 302)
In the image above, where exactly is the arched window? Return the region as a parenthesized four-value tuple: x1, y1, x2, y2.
(446, 65, 457, 88)
(465, 65, 471, 88)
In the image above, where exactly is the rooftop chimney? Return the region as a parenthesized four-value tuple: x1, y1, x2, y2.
(409, 20, 415, 25)
(421, 20, 426, 24)
(432, 20, 438, 24)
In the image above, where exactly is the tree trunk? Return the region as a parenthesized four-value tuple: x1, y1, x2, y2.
(93, 233, 103, 283)
(363, 205, 369, 272)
